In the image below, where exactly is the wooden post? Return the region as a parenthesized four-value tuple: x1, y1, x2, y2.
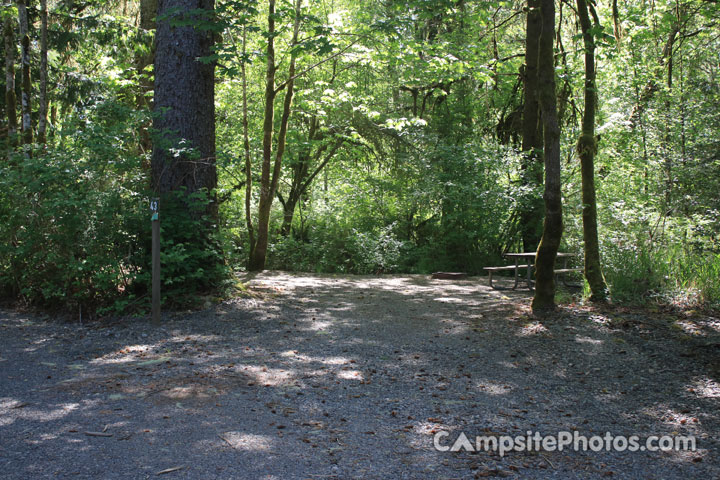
(151, 198, 161, 324)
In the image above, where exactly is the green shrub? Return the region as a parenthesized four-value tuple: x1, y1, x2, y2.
(603, 244, 667, 303)
(0, 100, 230, 314)
(268, 222, 404, 274)
(155, 189, 230, 303)
(603, 242, 720, 308)
(0, 102, 148, 312)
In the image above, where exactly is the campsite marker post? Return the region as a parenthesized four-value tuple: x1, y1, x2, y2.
(151, 198, 160, 324)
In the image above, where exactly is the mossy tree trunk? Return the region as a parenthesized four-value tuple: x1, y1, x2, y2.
(37, 0, 48, 144)
(531, 0, 563, 313)
(17, 0, 32, 148)
(136, 0, 157, 156)
(4, 14, 17, 148)
(241, 23, 254, 262)
(519, 0, 544, 252)
(576, 0, 608, 301)
(248, 0, 302, 271)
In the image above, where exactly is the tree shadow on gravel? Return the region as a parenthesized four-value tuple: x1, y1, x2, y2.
(0, 272, 718, 479)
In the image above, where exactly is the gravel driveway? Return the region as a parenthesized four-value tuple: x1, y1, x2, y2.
(1, 271, 718, 479)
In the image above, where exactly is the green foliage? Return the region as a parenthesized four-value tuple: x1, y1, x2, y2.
(0, 101, 147, 313)
(602, 244, 666, 304)
(247, 139, 517, 276)
(155, 189, 231, 305)
(603, 243, 720, 309)
(0, 100, 231, 314)
(268, 223, 404, 274)
(2, 0, 719, 314)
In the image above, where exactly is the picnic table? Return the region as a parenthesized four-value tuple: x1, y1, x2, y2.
(484, 252, 579, 289)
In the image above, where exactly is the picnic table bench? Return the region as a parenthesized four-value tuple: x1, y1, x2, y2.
(484, 252, 581, 289)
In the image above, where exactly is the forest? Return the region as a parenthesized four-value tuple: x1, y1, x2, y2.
(2, 2, 720, 477)
(0, 0, 718, 314)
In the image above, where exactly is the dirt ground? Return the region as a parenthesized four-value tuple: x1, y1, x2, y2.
(1, 271, 719, 479)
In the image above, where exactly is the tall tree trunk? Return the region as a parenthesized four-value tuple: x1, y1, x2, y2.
(241, 24, 255, 260)
(576, 0, 608, 301)
(17, 0, 32, 148)
(663, 10, 676, 212)
(4, 14, 17, 148)
(37, 0, 48, 143)
(531, 0, 563, 313)
(519, 0, 544, 252)
(136, 0, 157, 156)
(139, 0, 157, 53)
(247, 0, 278, 271)
(152, 0, 216, 203)
(248, 0, 302, 271)
(611, 0, 622, 45)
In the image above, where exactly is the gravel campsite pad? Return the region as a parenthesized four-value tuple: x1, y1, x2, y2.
(1, 271, 719, 479)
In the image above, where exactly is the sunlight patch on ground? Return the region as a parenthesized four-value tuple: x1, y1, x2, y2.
(0, 398, 24, 410)
(162, 385, 217, 400)
(433, 296, 464, 303)
(279, 351, 351, 366)
(307, 320, 333, 331)
(22, 337, 51, 353)
(638, 404, 710, 462)
(686, 377, 720, 398)
(575, 335, 604, 345)
(27, 433, 60, 444)
(589, 314, 611, 326)
(90, 343, 158, 365)
(650, 406, 703, 431)
(92, 333, 224, 366)
(166, 334, 224, 343)
(674, 319, 707, 336)
(234, 364, 296, 386)
(0, 402, 80, 427)
(219, 432, 274, 451)
(518, 322, 549, 336)
(337, 369, 364, 380)
(249, 271, 489, 302)
(415, 419, 446, 436)
(475, 381, 513, 395)
(437, 319, 470, 335)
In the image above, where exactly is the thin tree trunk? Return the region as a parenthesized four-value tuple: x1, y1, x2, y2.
(242, 24, 255, 258)
(663, 12, 676, 211)
(532, 0, 563, 313)
(17, 0, 32, 148)
(280, 137, 342, 236)
(4, 14, 17, 148)
(136, 0, 157, 156)
(248, 0, 302, 271)
(280, 194, 300, 237)
(280, 116, 317, 237)
(247, 0, 278, 271)
(37, 0, 48, 143)
(576, 0, 608, 301)
(612, 0, 622, 45)
(519, 0, 544, 252)
(49, 103, 56, 139)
